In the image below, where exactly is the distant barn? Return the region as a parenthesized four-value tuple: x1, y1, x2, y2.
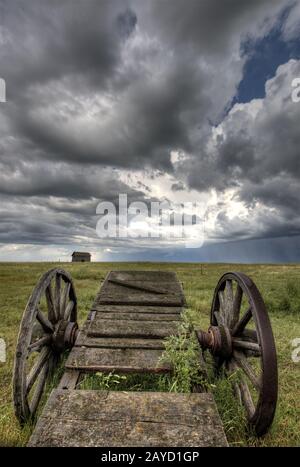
(71, 251, 91, 263)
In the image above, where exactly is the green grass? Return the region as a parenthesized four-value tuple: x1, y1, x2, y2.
(0, 262, 300, 446)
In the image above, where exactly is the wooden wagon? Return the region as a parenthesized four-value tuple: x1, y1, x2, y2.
(12, 269, 278, 446)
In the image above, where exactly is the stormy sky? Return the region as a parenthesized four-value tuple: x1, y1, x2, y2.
(1, 0, 300, 262)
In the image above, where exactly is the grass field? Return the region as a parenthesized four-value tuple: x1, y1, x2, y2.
(0, 262, 300, 447)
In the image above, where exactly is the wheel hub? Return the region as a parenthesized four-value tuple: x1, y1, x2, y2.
(196, 325, 232, 359)
(51, 320, 78, 353)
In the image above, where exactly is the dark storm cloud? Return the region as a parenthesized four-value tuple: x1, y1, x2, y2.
(0, 192, 166, 249)
(0, 0, 135, 93)
(0, 202, 95, 245)
(213, 206, 300, 243)
(1, 0, 288, 173)
(1, 0, 300, 257)
(139, 0, 287, 54)
(239, 178, 300, 214)
(111, 235, 300, 263)
(0, 159, 160, 249)
(117, 8, 137, 39)
(0, 160, 146, 200)
(11, 59, 201, 170)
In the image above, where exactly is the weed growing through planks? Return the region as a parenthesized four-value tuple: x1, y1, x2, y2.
(79, 372, 127, 390)
(78, 371, 168, 392)
(158, 312, 210, 393)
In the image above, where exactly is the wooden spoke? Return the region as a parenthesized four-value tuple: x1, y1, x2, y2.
(37, 310, 54, 334)
(45, 284, 57, 323)
(64, 300, 75, 321)
(26, 347, 51, 394)
(239, 379, 255, 419)
(231, 284, 243, 328)
(225, 280, 233, 300)
(55, 273, 61, 317)
(230, 360, 255, 418)
(60, 282, 71, 318)
(218, 291, 225, 310)
(224, 280, 234, 326)
(232, 329, 259, 353)
(233, 350, 261, 391)
(232, 338, 261, 354)
(232, 306, 252, 337)
(218, 291, 225, 319)
(29, 361, 49, 415)
(214, 311, 224, 326)
(243, 328, 258, 342)
(31, 322, 46, 340)
(48, 354, 57, 375)
(28, 335, 52, 353)
(227, 361, 242, 405)
(233, 381, 242, 405)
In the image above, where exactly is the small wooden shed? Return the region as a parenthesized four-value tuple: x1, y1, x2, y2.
(71, 252, 91, 263)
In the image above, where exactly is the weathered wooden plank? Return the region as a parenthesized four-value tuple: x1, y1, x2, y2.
(104, 279, 182, 294)
(92, 271, 186, 307)
(75, 334, 166, 349)
(65, 347, 170, 373)
(57, 370, 81, 390)
(95, 293, 185, 307)
(101, 280, 183, 296)
(87, 312, 181, 322)
(28, 390, 228, 447)
(75, 321, 167, 348)
(91, 304, 183, 314)
(108, 271, 178, 282)
(108, 278, 168, 295)
(73, 320, 91, 345)
(87, 318, 179, 338)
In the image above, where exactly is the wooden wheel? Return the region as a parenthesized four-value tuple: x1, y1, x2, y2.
(196, 272, 278, 436)
(13, 268, 78, 424)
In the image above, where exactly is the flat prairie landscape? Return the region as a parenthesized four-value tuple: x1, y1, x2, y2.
(0, 262, 299, 447)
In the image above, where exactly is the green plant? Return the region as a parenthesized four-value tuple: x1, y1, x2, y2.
(158, 313, 209, 393)
(79, 372, 127, 390)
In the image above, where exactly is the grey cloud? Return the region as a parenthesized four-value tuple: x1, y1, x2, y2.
(136, 0, 288, 55)
(11, 48, 213, 170)
(281, 0, 300, 40)
(185, 59, 300, 187)
(1, 0, 135, 94)
(1, 0, 299, 257)
(0, 161, 146, 200)
(2, 0, 286, 173)
(185, 59, 300, 242)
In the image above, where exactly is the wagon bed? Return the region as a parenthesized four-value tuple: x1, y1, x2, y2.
(27, 270, 228, 447)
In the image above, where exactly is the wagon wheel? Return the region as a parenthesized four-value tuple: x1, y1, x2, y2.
(196, 272, 278, 436)
(13, 268, 78, 424)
